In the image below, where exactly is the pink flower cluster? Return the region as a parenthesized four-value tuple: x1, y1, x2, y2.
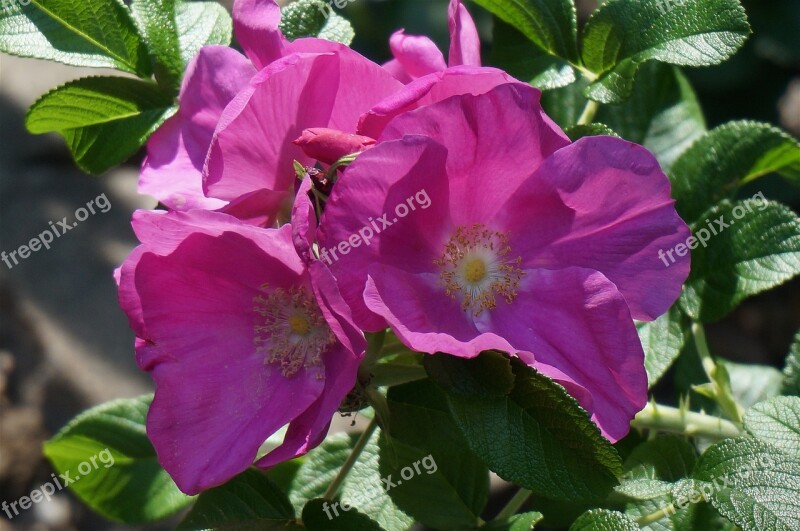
(117, 0, 690, 495)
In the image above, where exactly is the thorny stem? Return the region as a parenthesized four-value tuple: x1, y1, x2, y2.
(636, 503, 679, 527)
(632, 402, 742, 440)
(323, 417, 379, 500)
(691, 323, 745, 424)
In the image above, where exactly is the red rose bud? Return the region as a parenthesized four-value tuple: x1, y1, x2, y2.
(293, 128, 376, 165)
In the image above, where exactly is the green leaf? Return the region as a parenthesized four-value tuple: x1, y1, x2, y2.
(289, 431, 413, 530)
(679, 200, 800, 322)
(131, 0, 232, 93)
(423, 349, 515, 398)
(637, 306, 690, 388)
(131, 0, 182, 89)
(318, 10, 354, 46)
(489, 17, 576, 90)
(726, 361, 784, 410)
(178, 470, 296, 530)
(472, 0, 579, 62)
(43, 395, 193, 523)
(670, 121, 800, 223)
(289, 433, 352, 513)
(583, 60, 641, 105)
(542, 63, 706, 170)
(540, 76, 588, 129)
(433, 354, 623, 502)
(570, 509, 639, 530)
(483, 511, 544, 530)
(783, 330, 800, 396)
(380, 380, 489, 529)
(744, 396, 800, 455)
(279, 0, 353, 45)
(624, 436, 697, 483)
(693, 438, 800, 531)
(0, 0, 151, 75)
(25, 76, 176, 174)
(279, 0, 326, 40)
(615, 436, 695, 517)
(175, 0, 232, 64)
(581, 0, 750, 103)
(131, 0, 233, 91)
(596, 63, 706, 171)
(301, 498, 383, 531)
(564, 123, 619, 141)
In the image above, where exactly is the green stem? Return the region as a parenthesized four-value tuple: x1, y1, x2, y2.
(360, 330, 387, 376)
(323, 417, 379, 500)
(632, 402, 742, 441)
(576, 99, 600, 125)
(495, 488, 532, 521)
(636, 503, 678, 527)
(692, 322, 717, 380)
(692, 323, 745, 424)
(379, 342, 414, 357)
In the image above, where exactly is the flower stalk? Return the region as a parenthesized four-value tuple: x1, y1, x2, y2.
(323, 417, 379, 500)
(632, 402, 742, 440)
(494, 488, 532, 521)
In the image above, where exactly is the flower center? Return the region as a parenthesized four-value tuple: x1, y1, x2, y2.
(434, 224, 524, 315)
(252, 285, 335, 378)
(289, 314, 311, 336)
(462, 258, 487, 284)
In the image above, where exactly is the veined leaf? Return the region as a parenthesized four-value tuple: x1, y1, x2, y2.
(0, 0, 151, 75)
(581, 0, 750, 103)
(25, 76, 176, 174)
(43, 395, 193, 523)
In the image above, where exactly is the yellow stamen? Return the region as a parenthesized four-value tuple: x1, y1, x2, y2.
(252, 285, 334, 378)
(434, 224, 524, 315)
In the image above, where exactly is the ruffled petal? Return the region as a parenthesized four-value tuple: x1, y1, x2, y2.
(135, 228, 322, 493)
(140, 46, 255, 210)
(233, 0, 285, 69)
(319, 136, 452, 331)
(358, 66, 522, 139)
(388, 29, 447, 79)
(448, 0, 481, 66)
(379, 83, 570, 223)
(204, 48, 402, 201)
(483, 267, 648, 442)
(499, 136, 691, 321)
(365, 264, 513, 357)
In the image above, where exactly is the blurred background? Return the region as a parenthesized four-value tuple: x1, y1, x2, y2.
(0, 0, 798, 529)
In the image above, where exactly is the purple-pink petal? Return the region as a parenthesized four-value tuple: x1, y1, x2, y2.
(499, 136, 691, 321)
(448, 0, 481, 67)
(139, 46, 255, 210)
(387, 30, 447, 81)
(232, 0, 285, 69)
(134, 228, 320, 493)
(483, 267, 648, 441)
(358, 67, 523, 139)
(204, 48, 402, 201)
